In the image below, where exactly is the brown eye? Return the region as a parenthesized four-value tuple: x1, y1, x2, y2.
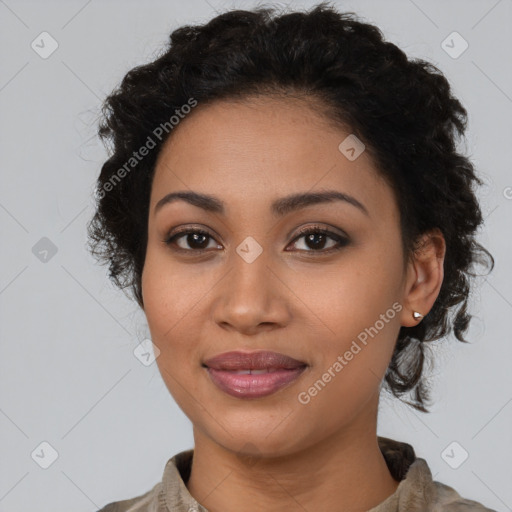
(164, 228, 220, 252)
(288, 226, 349, 253)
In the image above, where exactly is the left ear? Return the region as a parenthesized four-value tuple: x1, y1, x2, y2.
(400, 228, 446, 328)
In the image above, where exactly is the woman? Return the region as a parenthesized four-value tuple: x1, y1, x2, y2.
(89, 3, 496, 511)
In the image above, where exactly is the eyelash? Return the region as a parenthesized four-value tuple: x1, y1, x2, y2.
(163, 224, 349, 255)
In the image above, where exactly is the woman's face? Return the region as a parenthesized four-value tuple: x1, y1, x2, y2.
(141, 96, 418, 457)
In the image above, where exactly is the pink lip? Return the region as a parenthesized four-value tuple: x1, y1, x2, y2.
(203, 350, 307, 399)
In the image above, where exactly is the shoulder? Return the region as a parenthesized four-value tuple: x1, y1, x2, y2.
(96, 482, 161, 511)
(403, 458, 498, 512)
(96, 449, 196, 512)
(432, 478, 497, 512)
(375, 438, 497, 512)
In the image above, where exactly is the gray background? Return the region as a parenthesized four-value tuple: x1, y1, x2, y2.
(1, 0, 511, 510)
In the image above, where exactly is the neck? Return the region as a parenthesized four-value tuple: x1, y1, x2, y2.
(186, 410, 400, 512)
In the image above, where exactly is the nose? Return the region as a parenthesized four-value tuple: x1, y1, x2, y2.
(211, 247, 291, 336)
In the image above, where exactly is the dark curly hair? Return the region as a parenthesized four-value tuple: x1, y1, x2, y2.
(87, 1, 494, 413)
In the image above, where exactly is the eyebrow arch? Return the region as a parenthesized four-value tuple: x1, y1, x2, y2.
(154, 190, 369, 217)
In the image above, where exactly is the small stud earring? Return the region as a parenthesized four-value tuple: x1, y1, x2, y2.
(412, 311, 424, 320)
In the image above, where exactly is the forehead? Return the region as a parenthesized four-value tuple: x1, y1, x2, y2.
(151, 96, 396, 221)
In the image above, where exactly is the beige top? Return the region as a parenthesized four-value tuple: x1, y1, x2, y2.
(98, 437, 496, 512)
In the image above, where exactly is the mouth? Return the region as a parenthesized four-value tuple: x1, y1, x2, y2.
(202, 350, 308, 399)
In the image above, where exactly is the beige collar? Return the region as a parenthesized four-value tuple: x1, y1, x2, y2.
(154, 437, 493, 512)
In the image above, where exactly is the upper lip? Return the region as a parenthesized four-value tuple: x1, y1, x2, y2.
(203, 350, 307, 371)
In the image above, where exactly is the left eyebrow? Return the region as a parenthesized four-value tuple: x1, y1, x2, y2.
(271, 190, 369, 217)
(154, 190, 369, 217)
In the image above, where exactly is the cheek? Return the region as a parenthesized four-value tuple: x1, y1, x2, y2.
(142, 258, 205, 410)
(299, 249, 403, 339)
(142, 249, 203, 338)
(297, 247, 403, 396)
(293, 266, 402, 438)
(141, 257, 202, 392)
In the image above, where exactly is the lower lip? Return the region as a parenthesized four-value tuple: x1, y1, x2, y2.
(206, 367, 307, 399)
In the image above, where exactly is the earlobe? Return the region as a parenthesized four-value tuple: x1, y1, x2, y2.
(401, 228, 446, 328)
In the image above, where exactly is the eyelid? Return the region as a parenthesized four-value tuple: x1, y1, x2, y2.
(165, 223, 216, 238)
(290, 223, 348, 240)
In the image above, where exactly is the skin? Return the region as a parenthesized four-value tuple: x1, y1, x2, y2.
(141, 95, 446, 512)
